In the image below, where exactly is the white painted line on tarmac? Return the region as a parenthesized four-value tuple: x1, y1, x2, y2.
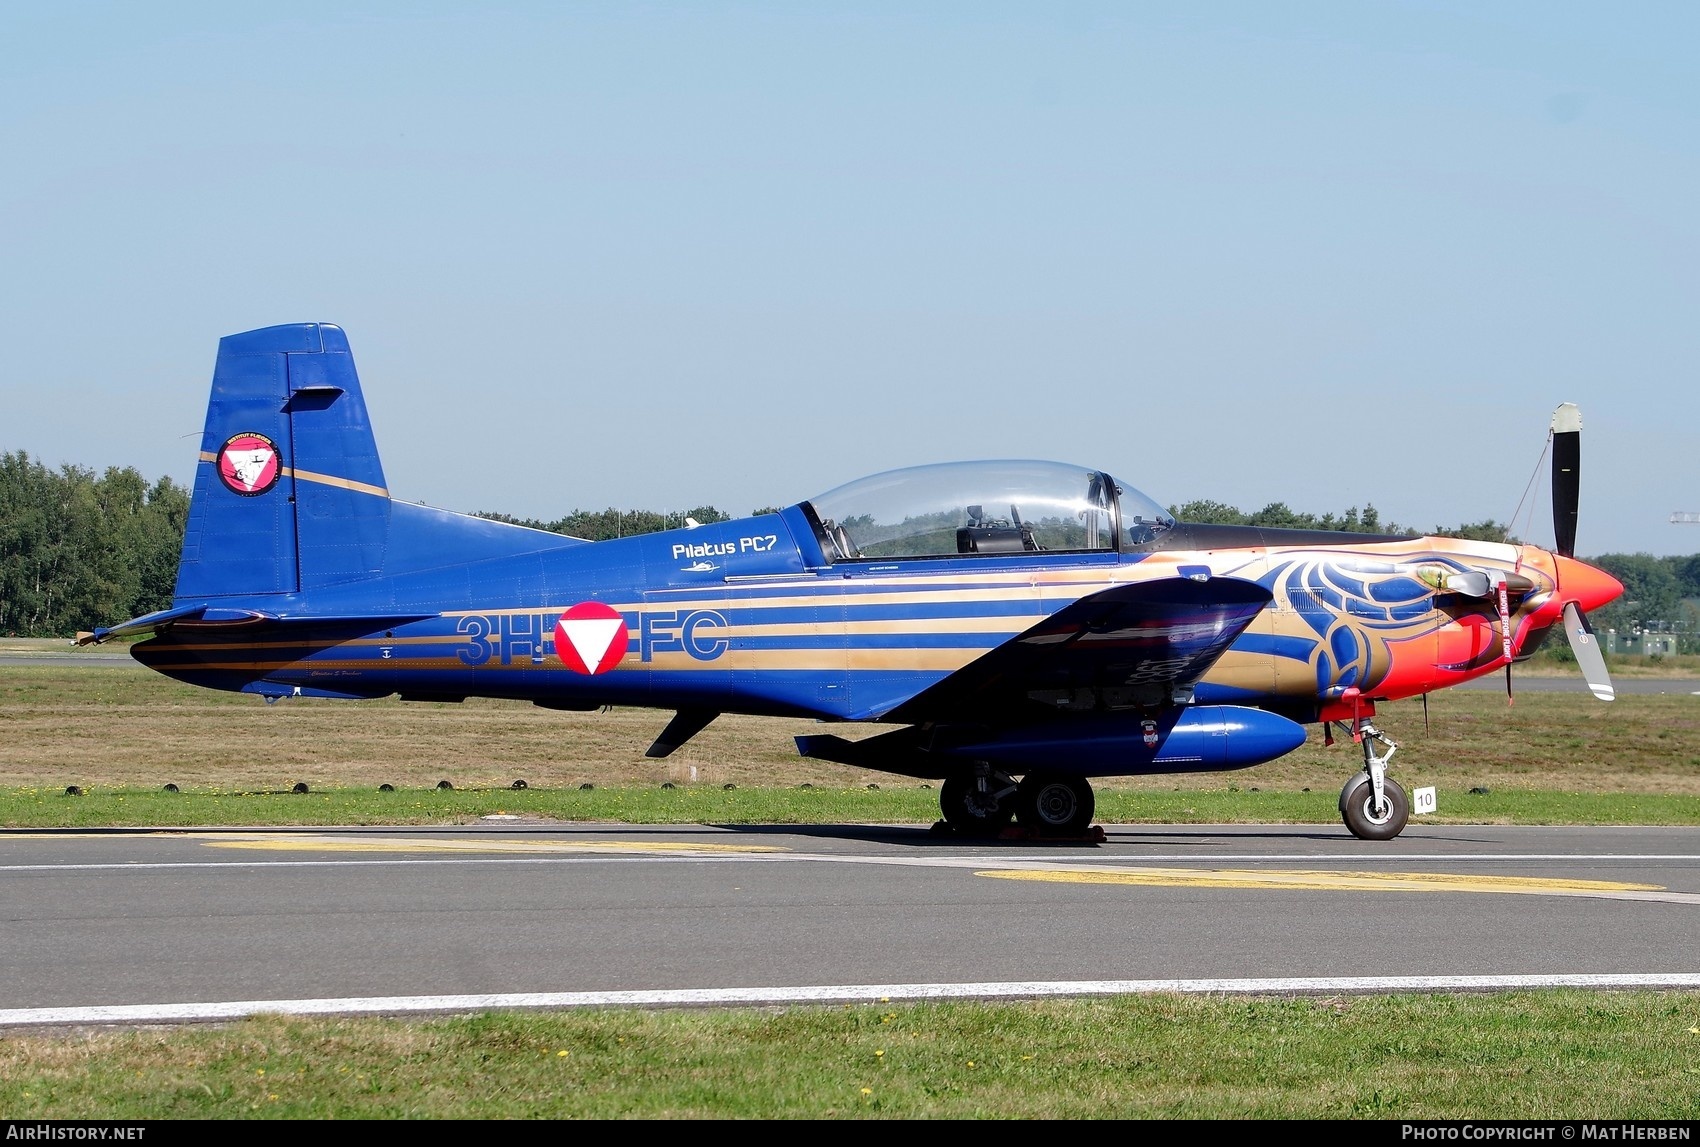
(6, 850, 1700, 873)
(6, 974, 1700, 1027)
(3, 853, 1700, 878)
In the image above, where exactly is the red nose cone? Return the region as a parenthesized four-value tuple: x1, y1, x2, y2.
(1556, 556, 1624, 612)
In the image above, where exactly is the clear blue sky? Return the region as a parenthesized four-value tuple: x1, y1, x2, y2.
(4, 2, 1696, 556)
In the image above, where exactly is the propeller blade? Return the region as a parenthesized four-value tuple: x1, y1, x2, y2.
(1562, 601, 1615, 701)
(1551, 403, 1581, 558)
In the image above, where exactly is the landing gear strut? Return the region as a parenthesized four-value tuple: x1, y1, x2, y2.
(1336, 720, 1409, 841)
(938, 767, 1100, 839)
(939, 766, 1017, 837)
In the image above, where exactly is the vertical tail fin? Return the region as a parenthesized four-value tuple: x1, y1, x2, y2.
(175, 323, 391, 600)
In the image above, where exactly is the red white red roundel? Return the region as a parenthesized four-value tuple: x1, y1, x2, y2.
(554, 602, 630, 675)
(216, 432, 281, 496)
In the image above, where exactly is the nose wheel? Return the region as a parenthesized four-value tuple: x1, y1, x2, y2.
(1336, 721, 1410, 841)
(1339, 772, 1409, 840)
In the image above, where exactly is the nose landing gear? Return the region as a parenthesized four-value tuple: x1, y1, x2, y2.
(1335, 720, 1409, 841)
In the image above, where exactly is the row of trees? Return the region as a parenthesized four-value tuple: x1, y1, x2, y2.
(0, 452, 776, 637)
(5, 451, 1698, 644)
(475, 506, 745, 541)
(1166, 499, 1511, 541)
(0, 452, 191, 639)
(1167, 498, 1700, 646)
(1586, 552, 1700, 645)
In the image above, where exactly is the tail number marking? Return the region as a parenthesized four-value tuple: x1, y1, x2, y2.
(642, 609, 730, 662)
(456, 606, 728, 669)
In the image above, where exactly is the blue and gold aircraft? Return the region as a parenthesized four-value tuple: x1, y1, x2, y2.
(83, 324, 1624, 841)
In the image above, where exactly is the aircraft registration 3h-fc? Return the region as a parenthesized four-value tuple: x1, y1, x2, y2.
(83, 324, 1625, 841)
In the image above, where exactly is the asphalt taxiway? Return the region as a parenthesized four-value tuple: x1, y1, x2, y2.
(3, 822, 1698, 1026)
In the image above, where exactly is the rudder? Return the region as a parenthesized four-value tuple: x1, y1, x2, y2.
(175, 323, 390, 600)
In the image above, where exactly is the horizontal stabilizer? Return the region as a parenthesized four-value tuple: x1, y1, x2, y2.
(79, 605, 436, 646)
(77, 603, 259, 645)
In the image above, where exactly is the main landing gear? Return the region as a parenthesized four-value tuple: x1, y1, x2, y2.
(937, 715, 1415, 843)
(938, 769, 1017, 837)
(1334, 720, 1409, 841)
(938, 765, 1098, 840)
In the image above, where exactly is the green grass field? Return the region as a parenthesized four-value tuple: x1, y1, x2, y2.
(3, 656, 1699, 1119)
(6, 993, 1700, 1119)
(3, 655, 1698, 828)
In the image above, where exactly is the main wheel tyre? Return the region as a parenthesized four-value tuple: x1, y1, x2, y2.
(940, 773, 1016, 837)
(1016, 772, 1096, 837)
(1339, 773, 1409, 841)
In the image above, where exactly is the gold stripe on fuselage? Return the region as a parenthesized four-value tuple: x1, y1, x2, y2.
(146, 646, 993, 675)
(150, 614, 1033, 662)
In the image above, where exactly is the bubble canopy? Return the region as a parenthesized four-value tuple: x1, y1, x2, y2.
(803, 459, 1174, 562)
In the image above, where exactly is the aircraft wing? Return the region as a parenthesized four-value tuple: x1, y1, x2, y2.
(878, 576, 1272, 724)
